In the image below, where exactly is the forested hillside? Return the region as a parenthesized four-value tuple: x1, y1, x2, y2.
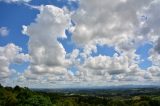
(1, 84, 160, 106)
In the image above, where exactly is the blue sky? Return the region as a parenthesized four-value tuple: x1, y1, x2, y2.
(0, 0, 160, 88)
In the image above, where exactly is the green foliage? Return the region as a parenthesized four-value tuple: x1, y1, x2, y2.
(149, 97, 160, 106)
(107, 99, 127, 106)
(133, 101, 150, 106)
(0, 84, 53, 106)
(19, 95, 52, 106)
(0, 84, 160, 106)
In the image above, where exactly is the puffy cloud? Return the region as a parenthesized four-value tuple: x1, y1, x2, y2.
(147, 66, 160, 82)
(16, 0, 160, 87)
(63, 0, 160, 85)
(140, 0, 160, 35)
(154, 37, 160, 54)
(148, 66, 160, 76)
(72, 0, 152, 48)
(140, 0, 160, 53)
(0, 43, 29, 81)
(70, 49, 79, 60)
(13, 53, 30, 64)
(148, 48, 160, 66)
(75, 50, 144, 82)
(69, 1, 156, 85)
(23, 5, 73, 81)
(0, 27, 9, 37)
(138, 0, 160, 83)
(83, 55, 129, 75)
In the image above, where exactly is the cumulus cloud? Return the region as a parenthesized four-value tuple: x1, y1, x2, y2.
(0, 27, 9, 37)
(0, 44, 29, 81)
(84, 55, 129, 75)
(22, 5, 73, 82)
(65, 0, 160, 85)
(72, 0, 152, 48)
(140, 0, 160, 72)
(16, 0, 160, 87)
(154, 37, 160, 54)
(74, 50, 146, 83)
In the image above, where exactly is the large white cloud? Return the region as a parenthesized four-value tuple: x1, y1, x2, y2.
(72, 0, 152, 48)
(22, 5, 73, 82)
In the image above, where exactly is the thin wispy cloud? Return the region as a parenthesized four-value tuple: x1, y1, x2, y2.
(0, 0, 31, 3)
(0, 27, 9, 37)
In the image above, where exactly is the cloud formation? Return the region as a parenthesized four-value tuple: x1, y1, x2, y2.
(72, 0, 152, 48)
(2, 0, 160, 87)
(0, 27, 9, 37)
(0, 44, 29, 81)
(22, 5, 73, 83)
(0, 0, 31, 3)
(18, 0, 160, 87)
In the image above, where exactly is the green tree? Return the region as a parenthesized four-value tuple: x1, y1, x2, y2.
(107, 99, 128, 106)
(4, 91, 17, 106)
(133, 101, 150, 106)
(150, 97, 160, 106)
(23, 95, 52, 106)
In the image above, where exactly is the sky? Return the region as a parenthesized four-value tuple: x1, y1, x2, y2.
(0, 0, 160, 88)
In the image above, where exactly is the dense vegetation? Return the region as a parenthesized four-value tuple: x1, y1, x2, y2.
(1, 84, 160, 106)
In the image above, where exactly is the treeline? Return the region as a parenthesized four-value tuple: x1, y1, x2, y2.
(0, 84, 52, 106)
(1, 84, 160, 106)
